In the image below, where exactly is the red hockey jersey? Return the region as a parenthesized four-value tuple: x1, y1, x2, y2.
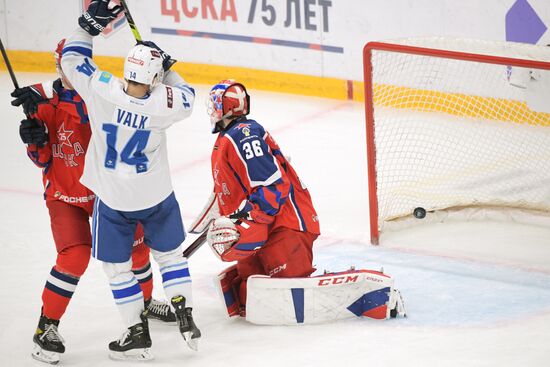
(211, 118, 320, 235)
(26, 80, 94, 213)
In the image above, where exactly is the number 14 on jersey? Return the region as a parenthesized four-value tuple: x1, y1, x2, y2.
(102, 124, 151, 173)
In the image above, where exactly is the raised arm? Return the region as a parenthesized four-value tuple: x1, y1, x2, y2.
(139, 40, 195, 123)
(60, 0, 121, 101)
(60, 29, 97, 102)
(162, 70, 196, 122)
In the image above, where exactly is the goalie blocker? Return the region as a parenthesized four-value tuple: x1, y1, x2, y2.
(215, 266, 406, 325)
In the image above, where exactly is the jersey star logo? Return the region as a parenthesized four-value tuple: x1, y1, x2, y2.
(57, 123, 74, 148)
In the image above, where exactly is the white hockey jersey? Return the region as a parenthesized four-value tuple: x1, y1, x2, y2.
(61, 29, 194, 211)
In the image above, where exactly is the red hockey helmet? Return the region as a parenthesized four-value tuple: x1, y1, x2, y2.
(207, 80, 250, 132)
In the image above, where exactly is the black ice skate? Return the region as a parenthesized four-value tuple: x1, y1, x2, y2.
(145, 298, 176, 323)
(108, 311, 153, 361)
(171, 295, 201, 351)
(32, 315, 65, 365)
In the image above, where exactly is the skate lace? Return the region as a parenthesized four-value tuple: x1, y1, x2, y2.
(41, 324, 65, 344)
(116, 329, 132, 346)
(148, 299, 170, 316)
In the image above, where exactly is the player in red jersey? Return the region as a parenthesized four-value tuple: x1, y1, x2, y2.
(205, 80, 320, 314)
(11, 39, 175, 365)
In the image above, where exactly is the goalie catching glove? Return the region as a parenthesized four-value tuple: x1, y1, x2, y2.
(207, 217, 268, 262)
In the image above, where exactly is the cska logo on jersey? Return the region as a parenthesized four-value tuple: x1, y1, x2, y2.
(57, 123, 74, 148)
(235, 123, 250, 130)
(81, 0, 126, 37)
(235, 123, 252, 136)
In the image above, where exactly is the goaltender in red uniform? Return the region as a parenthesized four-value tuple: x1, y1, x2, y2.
(201, 80, 406, 325)
(204, 80, 320, 313)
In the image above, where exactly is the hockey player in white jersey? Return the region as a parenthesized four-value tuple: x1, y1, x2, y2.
(60, 0, 200, 360)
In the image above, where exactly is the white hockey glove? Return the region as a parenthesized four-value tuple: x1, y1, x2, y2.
(207, 217, 240, 260)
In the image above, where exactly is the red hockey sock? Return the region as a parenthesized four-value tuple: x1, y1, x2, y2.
(134, 264, 153, 301)
(131, 243, 153, 300)
(42, 244, 90, 320)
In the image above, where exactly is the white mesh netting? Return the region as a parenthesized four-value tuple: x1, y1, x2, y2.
(367, 38, 550, 231)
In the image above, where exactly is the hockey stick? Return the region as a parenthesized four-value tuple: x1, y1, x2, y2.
(0, 37, 20, 89)
(120, 0, 142, 43)
(182, 192, 219, 258)
(182, 231, 208, 258)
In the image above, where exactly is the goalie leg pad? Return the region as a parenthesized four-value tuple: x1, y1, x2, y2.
(245, 269, 405, 325)
(387, 289, 407, 318)
(235, 253, 265, 306)
(215, 228, 319, 312)
(215, 265, 243, 317)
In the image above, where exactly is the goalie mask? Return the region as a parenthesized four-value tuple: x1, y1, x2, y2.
(124, 44, 164, 87)
(207, 80, 250, 133)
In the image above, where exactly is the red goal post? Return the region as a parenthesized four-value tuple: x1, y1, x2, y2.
(363, 38, 550, 245)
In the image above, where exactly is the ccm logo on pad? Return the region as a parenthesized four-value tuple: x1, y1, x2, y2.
(318, 275, 359, 286)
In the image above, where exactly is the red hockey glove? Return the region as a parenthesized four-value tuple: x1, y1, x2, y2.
(229, 200, 274, 225)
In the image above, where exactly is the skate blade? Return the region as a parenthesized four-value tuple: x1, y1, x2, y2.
(31, 344, 61, 365)
(182, 332, 199, 351)
(109, 348, 154, 361)
(147, 317, 177, 325)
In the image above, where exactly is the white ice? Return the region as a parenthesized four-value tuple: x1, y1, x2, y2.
(1, 72, 550, 367)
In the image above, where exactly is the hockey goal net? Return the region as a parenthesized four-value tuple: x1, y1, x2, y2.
(363, 38, 550, 244)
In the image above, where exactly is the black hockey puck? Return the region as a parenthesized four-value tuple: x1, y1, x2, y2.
(413, 207, 426, 219)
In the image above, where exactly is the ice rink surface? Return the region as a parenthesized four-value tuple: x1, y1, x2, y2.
(1, 72, 550, 366)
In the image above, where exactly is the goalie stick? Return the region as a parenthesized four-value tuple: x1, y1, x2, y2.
(120, 0, 143, 42)
(182, 231, 208, 258)
(0, 37, 20, 89)
(182, 193, 219, 258)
